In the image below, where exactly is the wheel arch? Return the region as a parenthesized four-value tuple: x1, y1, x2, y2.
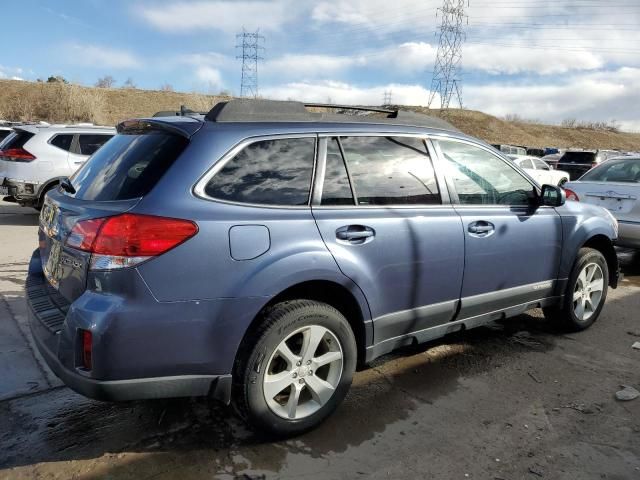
(37, 177, 65, 204)
(236, 280, 372, 369)
(582, 234, 619, 288)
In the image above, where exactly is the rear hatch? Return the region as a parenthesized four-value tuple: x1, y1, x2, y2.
(0, 129, 36, 189)
(39, 120, 194, 303)
(572, 159, 640, 222)
(557, 151, 596, 180)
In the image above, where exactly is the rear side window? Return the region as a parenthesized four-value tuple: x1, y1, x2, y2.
(70, 131, 188, 201)
(519, 159, 534, 169)
(339, 136, 440, 206)
(0, 130, 11, 143)
(78, 134, 112, 155)
(50, 134, 74, 152)
(204, 138, 315, 206)
(533, 159, 549, 170)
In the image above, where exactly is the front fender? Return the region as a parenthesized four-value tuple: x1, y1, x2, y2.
(557, 201, 618, 280)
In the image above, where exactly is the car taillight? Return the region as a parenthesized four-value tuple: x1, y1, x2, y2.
(0, 147, 36, 162)
(81, 329, 92, 370)
(564, 188, 580, 201)
(66, 213, 198, 270)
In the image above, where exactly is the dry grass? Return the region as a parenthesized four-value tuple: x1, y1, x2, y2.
(1, 79, 639, 150)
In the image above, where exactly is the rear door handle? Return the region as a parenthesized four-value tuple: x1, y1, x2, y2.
(468, 221, 495, 236)
(336, 225, 375, 243)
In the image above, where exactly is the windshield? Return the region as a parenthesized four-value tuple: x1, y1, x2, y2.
(580, 159, 640, 183)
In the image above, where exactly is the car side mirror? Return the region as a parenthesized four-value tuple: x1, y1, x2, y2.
(540, 184, 566, 207)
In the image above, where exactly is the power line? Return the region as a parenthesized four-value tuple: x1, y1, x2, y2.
(236, 28, 265, 98)
(428, 0, 467, 109)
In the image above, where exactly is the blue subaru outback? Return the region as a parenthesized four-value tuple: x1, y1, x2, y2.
(27, 100, 620, 436)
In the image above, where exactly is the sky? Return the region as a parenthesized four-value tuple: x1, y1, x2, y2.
(1, 0, 640, 130)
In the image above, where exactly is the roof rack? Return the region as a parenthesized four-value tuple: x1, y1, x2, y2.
(204, 99, 459, 132)
(153, 105, 207, 118)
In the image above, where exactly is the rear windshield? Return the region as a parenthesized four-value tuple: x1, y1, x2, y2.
(1, 130, 34, 150)
(559, 151, 596, 164)
(0, 130, 11, 143)
(581, 159, 640, 183)
(69, 131, 188, 201)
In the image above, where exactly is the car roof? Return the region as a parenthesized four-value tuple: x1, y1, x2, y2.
(15, 124, 115, 135)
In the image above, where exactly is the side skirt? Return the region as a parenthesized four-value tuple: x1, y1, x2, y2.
(364, 295, 562, 363)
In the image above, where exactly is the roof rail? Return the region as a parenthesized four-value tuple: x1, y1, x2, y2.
(205, 99, 459, 132)
(303, 103, 395, 114)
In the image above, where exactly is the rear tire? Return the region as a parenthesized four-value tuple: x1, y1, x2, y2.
(543, 247, 608, 331)
(233, 300, 357, 437)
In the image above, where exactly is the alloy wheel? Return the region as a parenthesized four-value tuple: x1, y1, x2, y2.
(263, 325, 343, 420)
(573, 262, 604, 322)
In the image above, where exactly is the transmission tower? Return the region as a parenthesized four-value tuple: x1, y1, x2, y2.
(236, 28, 265, 98)
(383, 90, 393, 106)
(427, 0, 467, 109)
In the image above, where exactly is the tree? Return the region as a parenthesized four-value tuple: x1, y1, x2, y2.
(122, 77, 136, 89)
(95, 75, 116, 88)
(47, 75, 68, 84)
(160, 83, 174, 92)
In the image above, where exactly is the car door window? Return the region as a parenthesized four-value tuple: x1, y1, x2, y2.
(321, 138, 354, 205)
(77, 134, 112, 156)
(437, 139, 535, 206)
(338, 136, 440, 206)
(533, 159, 550, 170)
(204, 137, 315, 206)
(519, 159, 534, 169)
(50, 134, 74, 152)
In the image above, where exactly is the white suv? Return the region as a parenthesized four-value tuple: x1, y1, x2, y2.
(0, 124, 115, 209)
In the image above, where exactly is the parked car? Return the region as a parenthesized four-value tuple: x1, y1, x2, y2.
(508, 155, 570, 186)
(541, 153, 562, 170)
(28, 100, 620, 436)
(564, 157, 640, 249)
(492, 144, 527, 156)
(556, 149, 621, 180)
(0, 124, 115, 209)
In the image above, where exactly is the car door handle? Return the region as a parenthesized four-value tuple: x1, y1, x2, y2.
(468, 221, 495, 236)
(336, 226, 375, 243)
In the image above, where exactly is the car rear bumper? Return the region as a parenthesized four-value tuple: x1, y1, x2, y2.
(30, 317, 231, 402)
(2, 179, 40, 204)
(616, 220, 640, 249)
(25, 249, 266, 403)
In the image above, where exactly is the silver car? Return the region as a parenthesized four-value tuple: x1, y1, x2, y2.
(564, 157, 640, 249)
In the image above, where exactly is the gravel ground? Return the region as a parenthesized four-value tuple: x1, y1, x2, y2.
(0, 200, 638, 480)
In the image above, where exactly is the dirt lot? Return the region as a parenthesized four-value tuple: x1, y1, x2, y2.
(0, 200, 638, 480)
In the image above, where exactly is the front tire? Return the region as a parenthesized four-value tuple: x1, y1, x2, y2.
(544, 247, 608, 331)
(233, 300, 357, 437)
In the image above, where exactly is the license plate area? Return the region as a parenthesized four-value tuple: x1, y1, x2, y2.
(44, 240, 63, 289)
(0, 186, 8, 196)
(586, 194, 635, 214)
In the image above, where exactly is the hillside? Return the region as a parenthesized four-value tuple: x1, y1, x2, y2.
(1, 79, 639, 150)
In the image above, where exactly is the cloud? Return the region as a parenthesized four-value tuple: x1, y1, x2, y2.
(464, 43, 603, 75)
(136, 1, 298, 34)
(261, 80, 434, 106)
(464, 68, 640, 130)
(0, 65, 26, 81)
(195, 66, 224, 90)
(65, 43, 140, 69)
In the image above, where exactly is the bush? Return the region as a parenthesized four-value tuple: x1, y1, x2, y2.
(1, 83, 105, 124)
